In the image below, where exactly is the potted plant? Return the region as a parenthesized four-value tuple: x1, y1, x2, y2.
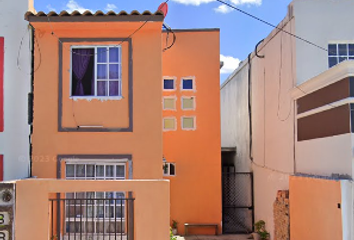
(170, 227, 177, 240)
(171, 220, 178, 235)
(252, 220, 270, 240)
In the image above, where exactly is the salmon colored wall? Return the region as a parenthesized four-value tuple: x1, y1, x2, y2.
(15, 179, 170, 240)
(30, 22, 163, 179)
(162, 30, 222, 234)
(290, 176, 342, 240)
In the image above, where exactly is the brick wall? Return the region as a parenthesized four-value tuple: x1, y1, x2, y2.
(273, 190, 290, 240)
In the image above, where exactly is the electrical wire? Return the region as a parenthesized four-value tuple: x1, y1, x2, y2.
(46, 0, 170, 57)
(163, 24, 176, 52)
(17, 25, 42, 75)
(215, 0, 330, 53)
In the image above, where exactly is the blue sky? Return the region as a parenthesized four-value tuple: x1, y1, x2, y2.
(34, 0, 292, 84)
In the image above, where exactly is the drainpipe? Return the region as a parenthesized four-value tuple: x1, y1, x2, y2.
(28, 23, 35, 178)
(248, 53, 253, 161)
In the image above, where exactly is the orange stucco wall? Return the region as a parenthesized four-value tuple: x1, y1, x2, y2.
(290, 176, 343, 240)
(162, 30, 222, 234)
(31, 21, 163, 179)
(15, 179, 170, 240)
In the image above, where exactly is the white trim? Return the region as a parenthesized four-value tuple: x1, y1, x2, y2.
(291, 61, 354, 100)
(65, 158, 128, 164)
(181, 96, 196, 110)
(181, 116, 196, 131)
(163, 96, 177, 111)
(70, 96, 123, 101)
(297, 97, 354, 119)
(163, 76, 177, 91)
(163, 117, 177, 131)
(70, 45, 122, 98)
(181, 77, 196, 92)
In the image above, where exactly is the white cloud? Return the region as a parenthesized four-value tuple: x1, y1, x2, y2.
(214, 4, 233, 14)
(230, 0, 262, 6)
(66, 0, 91, 13)
(46, 4, 56, 12)
(171, 0, 215, 6)
(214, 0, 262, 13)
(172, 0, 261, 11)
(220, 54, 241, 74)
(105, 3, 117, 12)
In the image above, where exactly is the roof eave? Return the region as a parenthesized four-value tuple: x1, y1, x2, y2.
(26, 15, 165, 23)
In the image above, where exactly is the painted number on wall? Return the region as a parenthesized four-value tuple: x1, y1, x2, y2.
(0, 230, 8, 240)
(0, 212, 9, 225)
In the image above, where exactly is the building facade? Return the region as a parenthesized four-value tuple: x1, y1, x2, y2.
(27, 11, 165, 182)
(27, 8, 222, 237)
(162, 29, 222, 235)
(221, 0, 354, 237)
(0, 0, 34, 180)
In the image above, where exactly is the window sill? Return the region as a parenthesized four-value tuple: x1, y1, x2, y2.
(70, 96, 123, 101)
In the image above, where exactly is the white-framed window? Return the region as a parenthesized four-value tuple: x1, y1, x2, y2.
(181, 96, 195, 110)
(328, 43, 354, 68)
(181, 116, 196, 130)
(65, 162, 126, 234)
(181, 77, 195, 91)
(71, 45, 122, 98)
(163, 117, 177, 131)
(163, 96, 176, 110)
(163, 163, 176, 176)
(163, 77, 176, 91)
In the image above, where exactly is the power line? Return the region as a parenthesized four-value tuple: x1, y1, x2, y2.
(215, 0, 329, 53)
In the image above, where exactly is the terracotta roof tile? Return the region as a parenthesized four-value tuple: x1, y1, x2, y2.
(25, 10, 164, 22)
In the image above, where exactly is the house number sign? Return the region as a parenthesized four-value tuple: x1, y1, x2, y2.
(0, 212, 10, 240)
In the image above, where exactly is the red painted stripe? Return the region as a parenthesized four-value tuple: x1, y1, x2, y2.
(0, 155, 3, 181)
(0, 37, 3, 132)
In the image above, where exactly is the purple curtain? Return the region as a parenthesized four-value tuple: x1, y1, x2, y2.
(72, 49, 93, 96)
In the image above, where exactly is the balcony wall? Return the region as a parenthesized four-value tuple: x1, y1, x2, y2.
(14, 179, 170, 240)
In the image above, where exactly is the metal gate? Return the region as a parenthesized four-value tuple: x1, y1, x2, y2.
(222, 168, 253, 234)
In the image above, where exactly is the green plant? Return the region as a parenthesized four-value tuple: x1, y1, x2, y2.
(254, 220, 270, 240)
(163, 163, 168, 172)
(170, 227, 177, 240)
(172, 220, 178, 229)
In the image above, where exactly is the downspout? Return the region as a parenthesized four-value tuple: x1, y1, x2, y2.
(249, 39, 264, 230)
(28, 23, 35, 178)
(248, 39, 265, 162)
(248, 53, 253, 161)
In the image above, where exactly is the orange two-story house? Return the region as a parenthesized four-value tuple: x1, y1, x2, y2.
(162, 29, 222, 235)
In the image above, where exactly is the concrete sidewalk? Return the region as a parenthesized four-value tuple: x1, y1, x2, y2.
(176, 235, 251, 240)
